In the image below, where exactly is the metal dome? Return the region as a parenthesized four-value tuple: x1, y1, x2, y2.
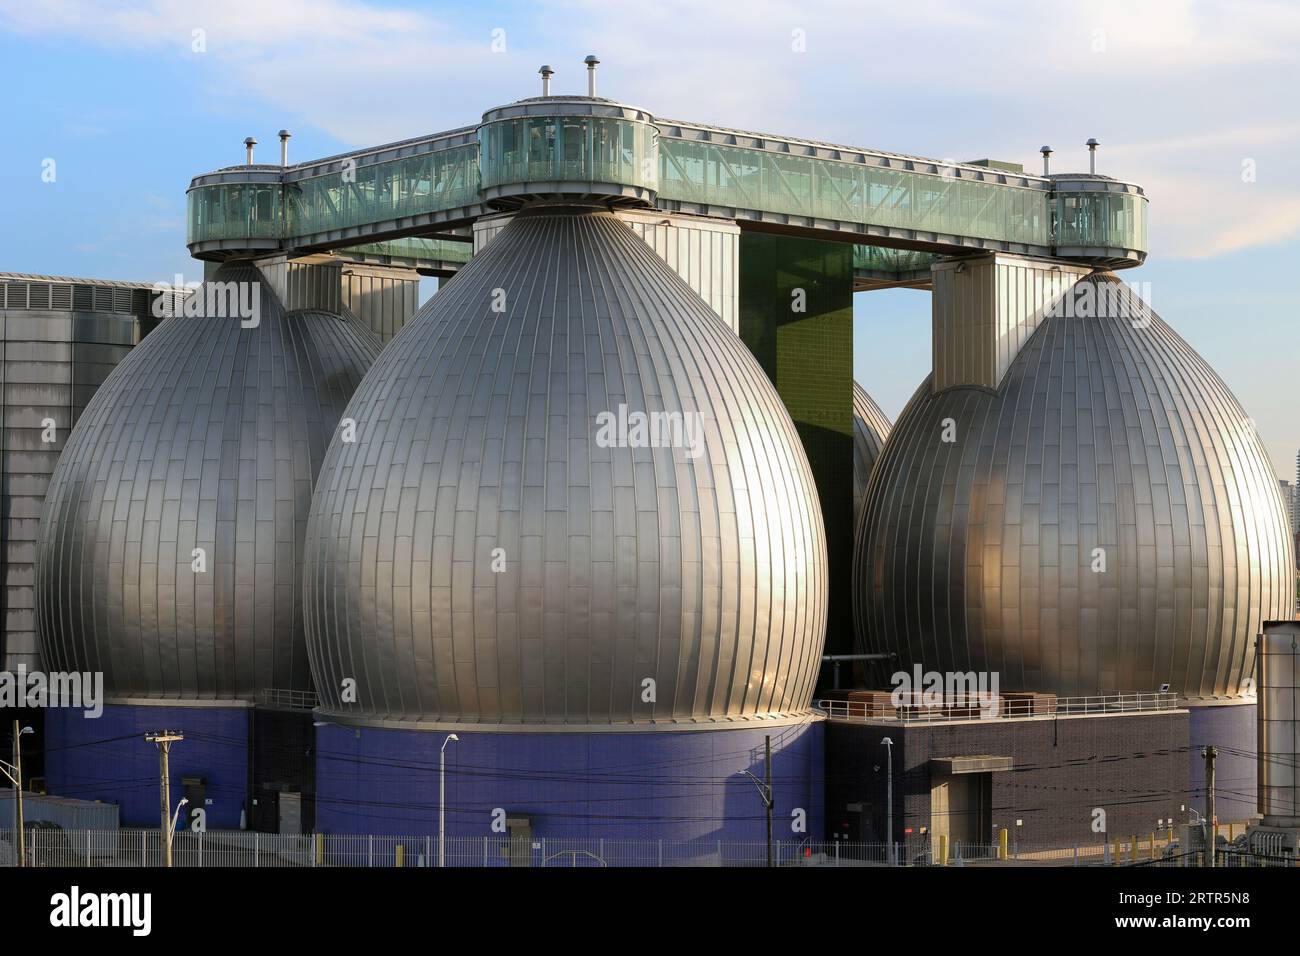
(852, 380, 892, 526)
(855, 273, 1293, 699)
(36, 265, 383, 700)
(304, 204, 828, 726)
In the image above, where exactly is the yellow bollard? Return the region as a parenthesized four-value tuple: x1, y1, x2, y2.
(998, 828, 1008, 861)
(1148, 833, 1156, 860)
(396, 844, 405, 868)
(939, 834, 948, 866)
(315, 832, 325, 864)
(1130, 837, 1137, 863)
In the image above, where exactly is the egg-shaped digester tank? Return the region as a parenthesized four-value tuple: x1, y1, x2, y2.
(852, 380, 892, 526)
(855, 273, 1292, 699)
(36, 265, 384, 700)
(303, 204, 829, 726)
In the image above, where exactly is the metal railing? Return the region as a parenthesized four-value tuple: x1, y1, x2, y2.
(258, 688, 319, 712)
(815, 692, 1180, 724)
(6, 827, 1284, 868)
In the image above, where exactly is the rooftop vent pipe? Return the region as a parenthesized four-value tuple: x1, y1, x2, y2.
(244, 136, 257, 165)
(539, 64, 554, 97)
(584, 55, 600, 97)
(1086, 138, 1100, 174)
(1039, 145, 1053, 176)
(278, 130, 291, 167)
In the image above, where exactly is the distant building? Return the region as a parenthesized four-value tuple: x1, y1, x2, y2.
(0, 274, 183, 672)
(1294, 450, 1300, 534)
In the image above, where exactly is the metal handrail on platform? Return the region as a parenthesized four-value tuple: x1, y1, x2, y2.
(258, 688, 319, 712)
(814, 692, 1180, 723)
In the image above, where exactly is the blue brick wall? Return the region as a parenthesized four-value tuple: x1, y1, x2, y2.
(44, 703, 249, 829)
(316, 720, 824, 844)
(1188, 701, 1256, 823)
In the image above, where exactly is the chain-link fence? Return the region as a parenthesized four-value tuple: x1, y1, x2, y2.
(1, 828, 1295, 868)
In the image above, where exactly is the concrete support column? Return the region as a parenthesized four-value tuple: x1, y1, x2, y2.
(254, 257, 421, 342)
(931, 253, 1091, 393)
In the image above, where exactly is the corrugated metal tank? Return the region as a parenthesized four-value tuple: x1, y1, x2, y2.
(852, 380, 891, 526)
(0, 276, 174, 672)
(304, 204, 828, 725)
(35, 265, 382, 700)
(855, 273, 1293, 698)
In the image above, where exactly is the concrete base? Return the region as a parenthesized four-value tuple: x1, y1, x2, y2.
(826, 708, 1188, 851)
(44, 702, 250, 829)
(315, 719, 824, 844)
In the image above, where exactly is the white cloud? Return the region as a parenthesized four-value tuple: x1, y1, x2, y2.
(3, 0, 1298, 257)
(0, 0, 527, 143)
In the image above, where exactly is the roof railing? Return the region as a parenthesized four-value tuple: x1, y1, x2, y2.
(814, 691, 1181, 724)
(258, 688, 319, 712)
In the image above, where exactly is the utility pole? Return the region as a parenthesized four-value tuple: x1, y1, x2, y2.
(764, 735, 773, 869)
(1203, 746, 1217, 867)
(145, 731, 183, 867)
(882, 737, 894, 866)
(738, 737, 775, 868)
(5, 721, 32, 868)
(13, 721, 22, 869)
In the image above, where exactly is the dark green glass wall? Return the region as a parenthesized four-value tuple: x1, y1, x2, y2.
(739, 232, 853, 677)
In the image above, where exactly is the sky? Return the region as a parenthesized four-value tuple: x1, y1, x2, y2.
(0, 0, 1297, 474)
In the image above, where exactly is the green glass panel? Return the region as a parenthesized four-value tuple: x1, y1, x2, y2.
(478, 117, 657, 192)
(660, 139, 1052, 247)
(853, 246, 936, 273)
(342, 237, 471, 264)
(187, 130, 1146, 259)
(287, 145, 479, 240)
(1054, 190, 1147, 250)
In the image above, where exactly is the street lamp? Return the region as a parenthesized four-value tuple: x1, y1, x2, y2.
(170, 798, 190, 835)
(439, 734, 459, 868)
(881, 737, 894, 866)
(1, 723, 34, 868)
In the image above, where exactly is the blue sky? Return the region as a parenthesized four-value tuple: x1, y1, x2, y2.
(1, 0, 1297, 474)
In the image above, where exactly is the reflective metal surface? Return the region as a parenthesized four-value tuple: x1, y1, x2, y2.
(1258, 622, 1300, 823)
(36, 265, 383, 700)
(855, 273, 1293, 698)
(852, 380, 891, 526)
(304, 204, 828, 725)
(0, 275, 180, 671)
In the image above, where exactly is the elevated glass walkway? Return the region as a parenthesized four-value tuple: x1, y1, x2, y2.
(187, 98, 1147, 273)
